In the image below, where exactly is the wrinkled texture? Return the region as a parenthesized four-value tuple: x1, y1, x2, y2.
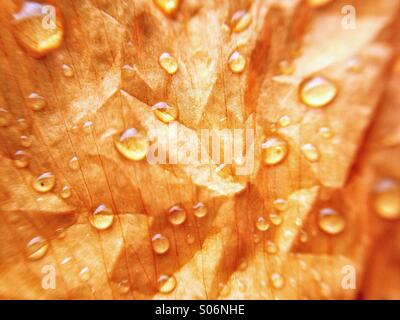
(0, 0, 399, 299)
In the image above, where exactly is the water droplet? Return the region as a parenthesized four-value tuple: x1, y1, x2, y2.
(301, 143, 320, 162)
(262, 137, 288, 165)
(319, 127, 333, 139)
(152, 233, 170, 254)
(228, 51, 246, 74)
(114, 128, 149, 161)
(193, 202, 207, 218)
(269, 213, 283, 226)
(82, 121, 92, 133)
(230, 10, 252, 33)
(158, 274, 177, 293)
(17, 118, 28, 130)
(79, 267, 91, 282)
(153, 0, 180, 16)
(0, 108, 12, 127)
(33, 172, 56, 193)
(27, 93, 46, 111)
(12, 1, 64, 58)
(372, 178, 400, 220)
(266, 240, 278, 254)
(62, 64, 74, 78)
(14, 150, 30, 168)
(26, 236, 48, 260)
(318, 207, 345, 235)
(299, 76, 337, 108)
(270, 273, 285, 289)
(89, 204, 114, 230)
(118, 280, 130, 294)
(279, 60, 294, 75)
(273, 198, 288, 211)
(151, 102, 179, 123)
(20, 135, 33, 147)
(159, 52, 178, 75)
(55, 227, 66, 239)
(60, 185, 71, 199)
(69, 156, 80, 171)
(278, 115, 291, 128)
(168, 205, 187, 225)
(256, 216, 270, 231)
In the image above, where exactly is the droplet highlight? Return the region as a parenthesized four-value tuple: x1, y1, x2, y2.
(228, 51, 246, 74)
(159, 52, 178, 75)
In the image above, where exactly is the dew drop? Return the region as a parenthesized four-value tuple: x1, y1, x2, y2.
(62, 64, 74, 78)
(168, 205, 187, 225)
(20, 135, 33, 147)
(273, 198, 288, 211)
(230, 10, 252, 33)
(301, 143, 320, 162)
(262, 137, 288, 165)
(27, 93, 46, 111)
(153, 0, 180, 16)
(82, 121, 92, 133)
(228, 51, 246, 74)
(193, 202, 207, 218)
(266, 240, 278, 254)
(319, 127, 333, 139)
(158, 274, 177, 293)
(270, 273, 285, 289)
(60, 185, 71, 199)
(269, 213, 283, 226)
(152, 233, 170, 254)
(256, 216, 270, 232)
(278, 115, 291, 128)
(159, 52, 178, 75)
(12, 1, 64, 58)
(89, 204, 114, 230)
(69, 156, 80, 171)
(114, 128, 149, 161)
(151, 102, 179, 123)
(33, 172, 56, 193)
(26, 236, 48, 260)
(299, 76, 337, 108)
(14, 150, 30, 168)
(279, 60, 294, 75)
(318, 207, 345, 235)
(372, 178, 400, 220)
(79, 267, 91, 282)
(0, 108, 12, 127)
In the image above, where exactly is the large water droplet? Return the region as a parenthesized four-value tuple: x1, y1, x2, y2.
(26, 235, 48, 260)
(228, 51, 246, 74)
(168, 205, 187, 225)
(152, 233, 170, 254)
(33, 172, 56, 193)
(114, 128, 149, 161)
(159, 52, 178, 75)
(152, 102, 178, 123)
(12, 1, 64, 58)
(158, 274, 177, 293)
(256, 216, 270, 232)
(89, 204, 114, 230)
(153, 0, 180, 16)
(301, 143, 320, 162)
(193, 202, 207, 218)
(262, 137, 288, 165)
(318, 207, 345, 235)
(230, 10, 252, 33)
(299, 76, 337, 108)
(372, 178, 400, 220)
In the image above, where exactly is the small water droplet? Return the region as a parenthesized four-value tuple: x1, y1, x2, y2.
(17, 118, 28, 130)
(153, 0, 180, 16)
(60, 185, 71, 199)
(14, 150, 30, 168)
(168, 205, 187, 225)
(27, 93, 46, 111)
(89, 204, 114, 230)
(319, 127, 333, 139)
(12, 1, 64, 58)
(266, 240, 278, 254)
(82, 121, 92, 133)
(278, 115, 291, 128)
(318, 207, 345, 235)
(69, 156, 80, 171)
(193, 202, 207, 218)
(20, 134, 33, 147)
(158, 274, 177, 293)
(228, 51, 246, 74)
(62, 64, 74, 78)
(270, 273, 285, 289)
(26, 236, 48, 260)
(159, 52, 178, 75)
(152, 102, 179, 123)
(256, 216, 270, 231)
(279, 60, 294, 75)
(299, 230, 308, 243)
(114, 128, 149, 161)
(33, 172, 56, 193)
(262, 137, 288, 165)
(372, 178, 400, 220)
(301, 143, 320, 162)
(79, 267, 91, 282)
(273, 198, 288, 211)
(230, 10, 252, 33)
(0, 108, 12, 127)
(269, 213, 283, 226)
(152, 233, 170, 254)
(299, 76, 337, 108)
